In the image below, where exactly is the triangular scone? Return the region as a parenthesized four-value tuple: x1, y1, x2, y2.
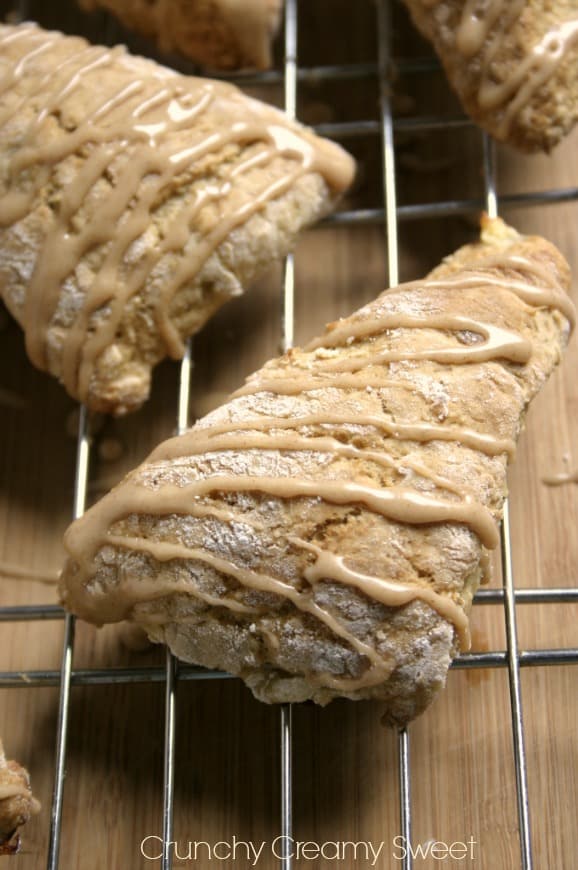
(402, 1, 578, 152)
(0, 739, 39, 855)
(0, 23, 354, 415)
(79, 0, 283, 70)
(61, 218, 574, 725)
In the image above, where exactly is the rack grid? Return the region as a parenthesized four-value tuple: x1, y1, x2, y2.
(1, 1, 577, 868)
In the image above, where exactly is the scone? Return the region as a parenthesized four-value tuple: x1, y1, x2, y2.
(402, 0, 578, 152)
(79, 0, 283, 70)
(0, 739, 39, 855)
(0, 23, 354, 415)
(60, 218, 574, 725)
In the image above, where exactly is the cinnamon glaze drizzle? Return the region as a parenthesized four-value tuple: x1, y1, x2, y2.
(63, 233, 575, 691)
(543, 470, 578, 487)
(0, 23, 353, 401)
(0, 784, 32, 801)
(420, 0, 578, 137)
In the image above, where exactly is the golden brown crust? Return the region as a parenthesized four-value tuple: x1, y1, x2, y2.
(402, 0, 578, 152)
(79, 0, 283, 70)
(0, 24, 354, 415)
(0, 740, 39, 855)
(60, 219, 573, 725)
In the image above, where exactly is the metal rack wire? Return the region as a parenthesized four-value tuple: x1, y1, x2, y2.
(1, 0, 578, 868)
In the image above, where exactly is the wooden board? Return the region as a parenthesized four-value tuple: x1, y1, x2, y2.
(0, 2, 577, 868)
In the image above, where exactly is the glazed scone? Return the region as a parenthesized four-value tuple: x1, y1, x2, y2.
(79, 0, 283, 70)
(402, 0, 578, 152)
(0, 23, 354, 415)
(0, 739, 40, 855)
(60, 218, 574, 725)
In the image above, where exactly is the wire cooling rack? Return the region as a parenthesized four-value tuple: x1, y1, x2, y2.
(1, 1, 578, 868)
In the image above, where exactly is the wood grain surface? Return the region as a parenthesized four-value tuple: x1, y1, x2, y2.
(0, 2, 576, 868)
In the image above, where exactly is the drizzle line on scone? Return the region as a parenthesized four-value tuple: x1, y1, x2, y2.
(0, 23, 351, 401)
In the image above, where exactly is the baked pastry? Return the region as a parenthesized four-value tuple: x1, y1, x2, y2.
(0, 23, 354, 415)
(0, 739, 39, 855)
(401, 0, 578, 152)
(60, 218, 574, 725)
(79, 0, 283, 70)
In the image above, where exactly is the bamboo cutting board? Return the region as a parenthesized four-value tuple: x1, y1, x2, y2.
(0, 2, 577, 868)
